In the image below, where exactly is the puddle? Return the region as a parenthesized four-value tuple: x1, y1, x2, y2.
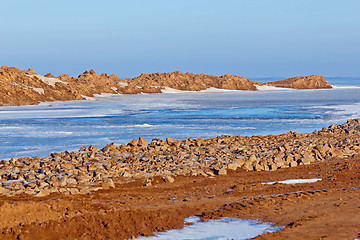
(138, 216, 283, 240)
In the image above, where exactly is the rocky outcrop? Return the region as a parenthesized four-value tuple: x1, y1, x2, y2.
(124, 71, 257, 91)
(0, 66, 333, 106)
(0, 66, 83, 106)
(65, 69, 124, 96)
(266, 75, 332, 89)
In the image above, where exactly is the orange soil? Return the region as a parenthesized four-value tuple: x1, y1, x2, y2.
(0, 155, 359, 240)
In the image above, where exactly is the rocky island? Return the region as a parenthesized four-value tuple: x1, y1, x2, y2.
(0, 66, 332, 106)
(264, 75, 332, 89)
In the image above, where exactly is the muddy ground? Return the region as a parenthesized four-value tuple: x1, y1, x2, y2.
(0, 154, 359, 240)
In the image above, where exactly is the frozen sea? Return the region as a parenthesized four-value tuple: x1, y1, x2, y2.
(0, 77, 360, 160)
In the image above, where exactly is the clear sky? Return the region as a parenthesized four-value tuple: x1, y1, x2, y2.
(1, 0, 359, 78)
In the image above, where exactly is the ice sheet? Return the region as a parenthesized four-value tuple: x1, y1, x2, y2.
(1, 86, 360, 160)
(138, 217, 282, 240)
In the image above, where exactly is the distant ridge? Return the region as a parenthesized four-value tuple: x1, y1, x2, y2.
(0, 66, 332, 106)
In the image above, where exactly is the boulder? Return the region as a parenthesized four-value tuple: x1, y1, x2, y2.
(101, 179, 115, 189)
(162, 175, 175, 183)
(34, 189, 51, 197)
(138, 137, 148, 147)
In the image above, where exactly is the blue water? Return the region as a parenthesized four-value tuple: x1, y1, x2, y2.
(0, 77, 360, 160)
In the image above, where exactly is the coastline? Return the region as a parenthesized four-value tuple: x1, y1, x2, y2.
(0, 119, 359, 239)
(0, 66, 332, 107)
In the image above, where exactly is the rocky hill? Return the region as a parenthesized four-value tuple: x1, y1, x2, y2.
(265, 75, 332, 89)
(0, 66, 332, 106)
(123, 71, 257, 91)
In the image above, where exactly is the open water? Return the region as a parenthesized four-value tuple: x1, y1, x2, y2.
(0, 77, 360, 160)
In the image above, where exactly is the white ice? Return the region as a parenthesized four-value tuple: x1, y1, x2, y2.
(161, 86, 294, 94)
(93, 93, 121, 98)
(31, 87, 45, 94)
(138, 217, 282, 240)
(254, 85, 293, 91)
(199, 87, 237, 93)
(134, 124, 154, 127)
(331, 85, 360, 89)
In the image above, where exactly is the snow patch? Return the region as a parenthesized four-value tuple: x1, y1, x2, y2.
(255, 85, 293, 91)
(28, 74, 68, 87)
(22, 85, 45, 94)
(200, 87, 237, 93)
(93, 93, 121, 98)
(262, 178, 322, 185)
(119, 82, 129, 87)
(81, 95, 96, 100)
(31, 87, 45, 95)
(134, 123, 153, 127)
(161, 87, 195, 94)
(161, 87, 239, 94)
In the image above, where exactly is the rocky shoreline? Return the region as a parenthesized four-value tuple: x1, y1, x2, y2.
(0, 66, 332, 106)
(1, 119, 359, 198)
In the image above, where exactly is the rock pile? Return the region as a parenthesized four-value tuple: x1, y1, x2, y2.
(0, 119, 359, 197)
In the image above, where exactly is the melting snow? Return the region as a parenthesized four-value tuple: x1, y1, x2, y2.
(138, 216, 283, 240)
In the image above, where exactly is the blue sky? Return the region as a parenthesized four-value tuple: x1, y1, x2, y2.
(1, 0, 359, 78)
